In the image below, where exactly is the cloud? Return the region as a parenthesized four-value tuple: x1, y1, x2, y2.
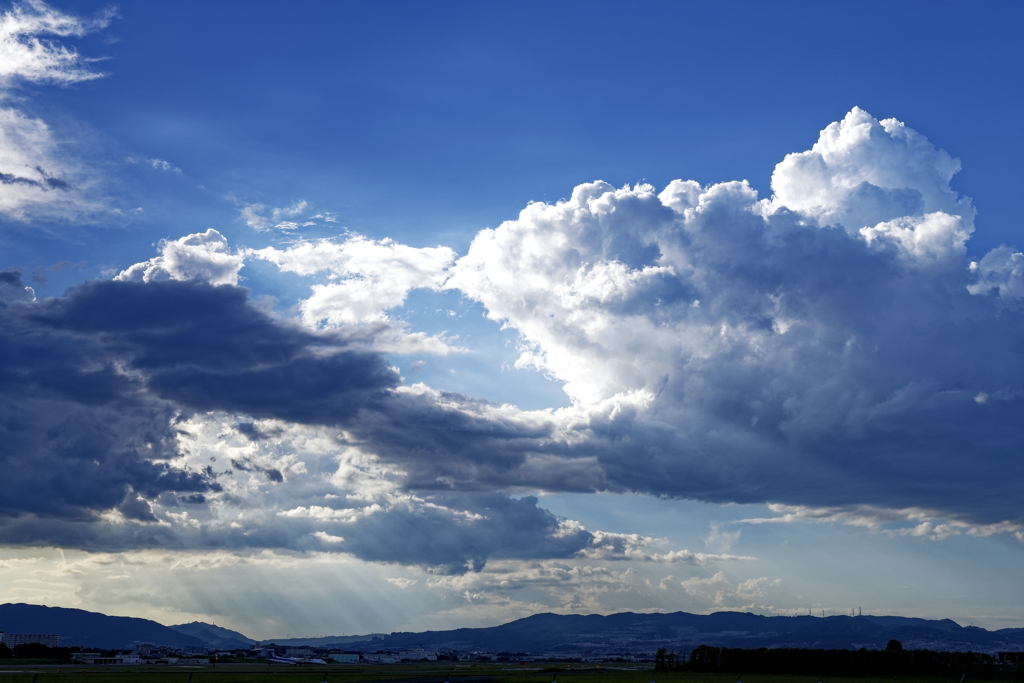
(0, 0, 114, 88)
(387, 577, 417, 588)
(704, 523, 742, 553)
(0, 279, 397, 545)
(968, 246, 1024, 302)
(0, 1, 114, 222)
(768, 107, 972, 235)
(124, 156, 181, 173)
(680, 570, 781, 609)
(0, 278, 604, 573)
(116, 229, 245, 286)
(581, 530, 753, 564)
(0, 103, 101, 220)
(239, 204, 271, 231)
(738, 503, 1024, 542)
(249, 234, 461, 354)
(239, 200, 312, 232)
(0, 268, 35, 302)
(441, 107, 1024, 530)
(8, 107, 1024, 575)
(250, 236, 456, 326)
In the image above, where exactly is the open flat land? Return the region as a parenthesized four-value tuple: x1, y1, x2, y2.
(0, 663, 1000, 683)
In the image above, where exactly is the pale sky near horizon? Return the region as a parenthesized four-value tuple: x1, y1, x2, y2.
(1, 0, 1023, 639)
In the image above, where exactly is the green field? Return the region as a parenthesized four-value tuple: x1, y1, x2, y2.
(0, 662, 989, 683)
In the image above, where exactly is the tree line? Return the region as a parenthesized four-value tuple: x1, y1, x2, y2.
(0, 643, 77, 662)
(654, 642, 1022, 679)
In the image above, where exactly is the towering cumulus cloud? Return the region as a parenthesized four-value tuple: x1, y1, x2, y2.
(446, 107, 1023, 525)
(3, 108, 1023, 573)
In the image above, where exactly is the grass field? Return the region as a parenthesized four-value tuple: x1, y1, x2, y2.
(0, 662, 989, 683)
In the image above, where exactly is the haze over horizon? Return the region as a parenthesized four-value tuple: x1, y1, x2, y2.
(0, 0, 1022, 640)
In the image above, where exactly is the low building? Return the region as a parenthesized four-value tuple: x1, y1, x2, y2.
(362, 653, 397, 663)
(177, 657, 211, 666)
(331, 653, 361, 663)
(71, 653, 143, 665)
(0, 632, 60, 648)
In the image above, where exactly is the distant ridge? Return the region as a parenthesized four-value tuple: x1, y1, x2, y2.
(261, 634, 387, 647)
(0, 604, 207, 650)
(268, 611, 1024, 655)
(5, 605, 1022, 655)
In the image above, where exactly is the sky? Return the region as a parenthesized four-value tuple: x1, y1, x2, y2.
(1, 0, 1024, 639)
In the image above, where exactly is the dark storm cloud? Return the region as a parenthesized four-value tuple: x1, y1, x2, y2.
(0, 277, 595, 571)
(0, 268, 34, 302)
(0, 490, 597, 573)
(314, 494, 594, 575)
(0, 279, 398, 530)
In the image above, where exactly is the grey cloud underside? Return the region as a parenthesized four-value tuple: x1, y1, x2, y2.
(598, 202, 1024, 517)
(0, 280, 598, 570)
(334, 494, 593, 574)
(0, 280, 393, 521)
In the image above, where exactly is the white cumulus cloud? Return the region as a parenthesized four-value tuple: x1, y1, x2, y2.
(768, 106, 973, 234)
(116, 229, 244, 286)
(251, 235, 456, 326)
(968, 246, 1024, 302)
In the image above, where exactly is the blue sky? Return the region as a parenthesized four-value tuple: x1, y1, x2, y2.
(1, 0, 1024, 638)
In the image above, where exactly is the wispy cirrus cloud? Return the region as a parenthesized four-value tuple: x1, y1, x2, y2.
(0, 0, 114, 88)
(0, 0, 114, 222)
(124, 155, 181, 173)
(738, 503, 1024, 542)
(239, 200, 311, 232)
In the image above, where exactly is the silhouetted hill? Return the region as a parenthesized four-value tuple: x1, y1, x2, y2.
(169, 621, 254, 649)
(296, 611, 1024, 655)
(8, 604, 1022, 655)
(0, 604, 207, 649)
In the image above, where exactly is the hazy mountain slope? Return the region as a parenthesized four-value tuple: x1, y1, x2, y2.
(169, 621, 255, 649)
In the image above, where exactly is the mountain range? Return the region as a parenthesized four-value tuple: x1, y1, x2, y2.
(0, 604, 206, 650)
(2, 604, 1022, 654)
(330, 612, 1024, 655)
